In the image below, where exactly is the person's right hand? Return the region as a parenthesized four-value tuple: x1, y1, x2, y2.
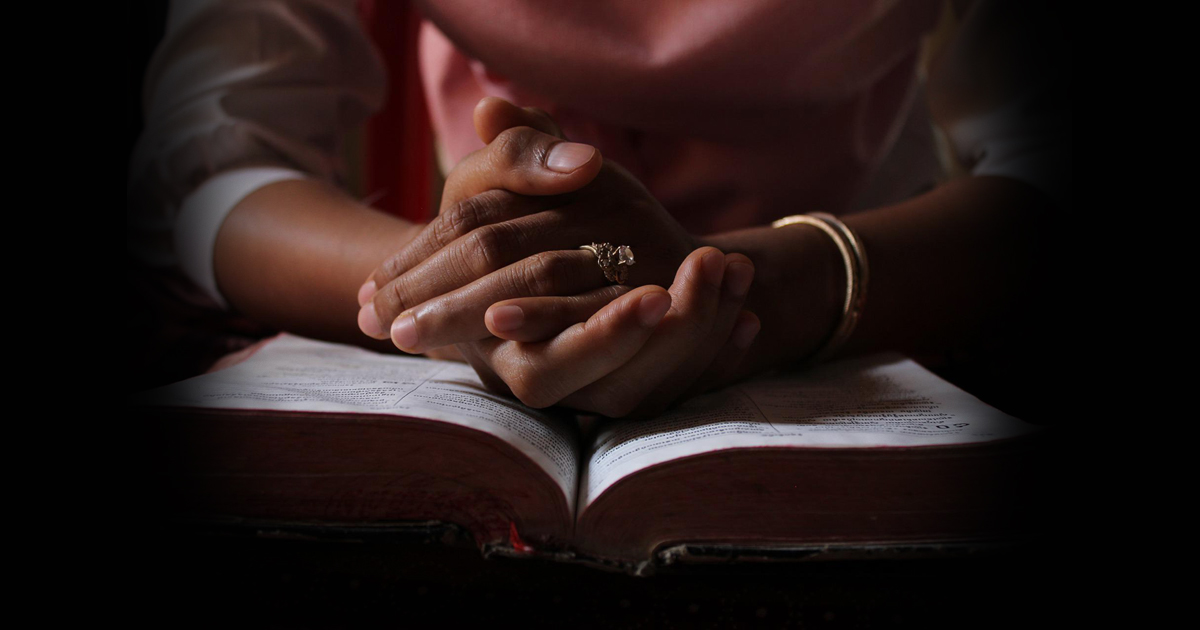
(356, 97, 700, 353)
(356, 98, 761, 416)
(461, 245, 762, 418)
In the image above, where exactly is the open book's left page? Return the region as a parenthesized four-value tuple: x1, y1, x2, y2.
(138, 334, 580, 505)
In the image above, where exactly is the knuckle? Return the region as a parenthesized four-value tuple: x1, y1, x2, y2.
(472, 364, 514, 399)
(667, 307, 710, 340)
(386, 279, 410, 315)
(688, 314, 713, 338)
(462, 224, 506, 275)
(490, 126, 538, 169)
(431, 215, 460, 250)
(437, 189, 520, 249)
(524, 107, 562, 136)
(479, 377, 513, 399)
(507, 371, 554, 410)
(724, 252, 753, 267)
(508, 383, 543, 409)
(520, 252, 569, 296)
(496, 349, 551, 408)
(437, 196, 486, 246)
(674, 306, 714, 340)
(376, 252, 406, 283)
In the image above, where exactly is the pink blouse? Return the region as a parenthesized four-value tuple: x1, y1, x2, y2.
(131, 0, 1060, 307)
(417, 0, 941, 234)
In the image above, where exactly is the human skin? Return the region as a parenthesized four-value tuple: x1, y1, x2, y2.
(209, 116, 760, 414)
(213, 176, 420, 353)
(354, 99, 762, 416)
(216, 155, 1049, 418)
(187, 0, 1062, 417)
(354, 98, 1051, 415)
(212, 31, 1055, 414)
(214, 121, 760, 417)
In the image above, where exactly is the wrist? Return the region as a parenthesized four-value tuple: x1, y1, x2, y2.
(214, 178, 424, 345)
(707, 224, 845, 373)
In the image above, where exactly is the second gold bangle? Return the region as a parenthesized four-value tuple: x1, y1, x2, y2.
(770, 212, 868, 364)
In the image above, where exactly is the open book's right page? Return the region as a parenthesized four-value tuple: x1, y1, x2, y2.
(581, 355, 1039, 508)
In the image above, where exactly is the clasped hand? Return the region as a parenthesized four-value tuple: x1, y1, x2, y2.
(357, 98, 759, 417)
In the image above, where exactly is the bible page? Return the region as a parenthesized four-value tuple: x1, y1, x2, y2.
(138, 334, 579, 503)
(580, 354, 1038, 507)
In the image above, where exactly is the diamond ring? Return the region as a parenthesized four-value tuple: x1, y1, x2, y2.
(579, 242, 635, 285)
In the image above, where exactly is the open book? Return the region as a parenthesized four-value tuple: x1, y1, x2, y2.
(138, 334, 1041, 573)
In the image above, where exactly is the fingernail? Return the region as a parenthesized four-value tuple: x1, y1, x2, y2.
(357, 280, 376, 307)
(546, 142, 595, 173)
(489, 305, 525, 332)
(358, 303, 384, 338)
(725, 262, 754, 298)
(638, 292, 672, 327)
(732, 317, 761, 350)
(701, 250, 725, 286)
(391, 312, 419, 351)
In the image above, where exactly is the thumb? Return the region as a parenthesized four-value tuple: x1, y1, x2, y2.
(444, 127, 602, 203)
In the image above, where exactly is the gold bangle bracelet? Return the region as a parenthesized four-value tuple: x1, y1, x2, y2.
(771, 212, 869, 364)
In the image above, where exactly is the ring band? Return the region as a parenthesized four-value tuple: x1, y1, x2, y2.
(579, 242, 635, 285)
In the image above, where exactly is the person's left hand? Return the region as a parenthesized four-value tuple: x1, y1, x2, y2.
(356, 98, 761, 416)
(462, 244, 761, 418)
(356, 97, 700, 354)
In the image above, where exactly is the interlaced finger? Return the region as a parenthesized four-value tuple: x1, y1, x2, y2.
(382, 250, 611, 352)
(476, 285, 673, 408)
(485, 285, 632, 343)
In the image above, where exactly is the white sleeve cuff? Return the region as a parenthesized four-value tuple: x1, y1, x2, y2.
(174, 166, 310, 309)
(946, 94, 1072, 206)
